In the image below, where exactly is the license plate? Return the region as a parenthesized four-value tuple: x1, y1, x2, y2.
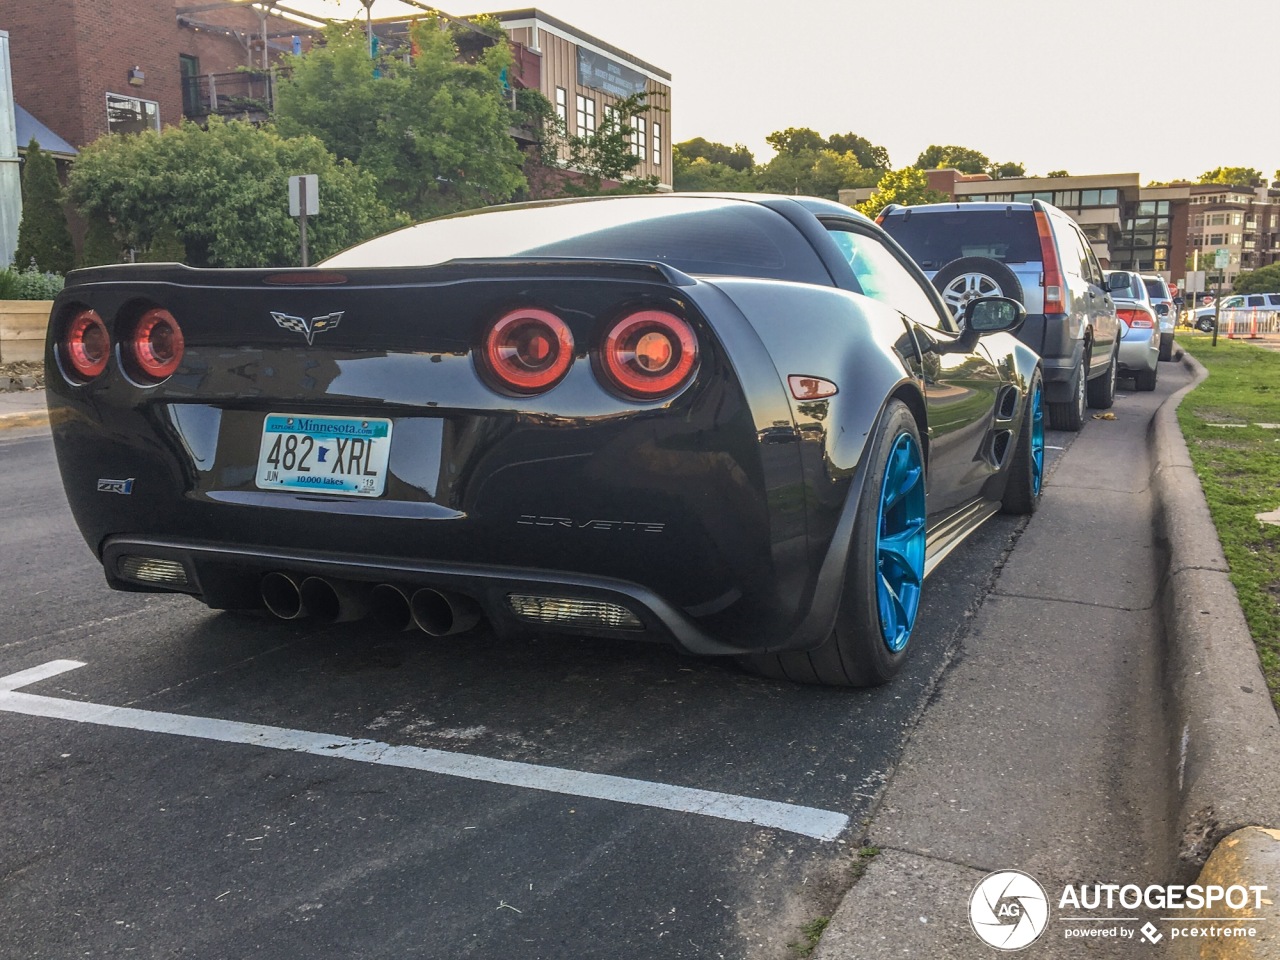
(255, 414, 393, 497)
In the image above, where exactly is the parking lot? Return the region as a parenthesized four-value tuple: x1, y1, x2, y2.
(0, 417, 1076, 959)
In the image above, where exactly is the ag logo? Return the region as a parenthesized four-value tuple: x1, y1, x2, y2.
(271, 311, 343, 346)
(969, 870, 1049, 950)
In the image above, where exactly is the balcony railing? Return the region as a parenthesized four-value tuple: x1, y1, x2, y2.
(182, 71, 274, 122)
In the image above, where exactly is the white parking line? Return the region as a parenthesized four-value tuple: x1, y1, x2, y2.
(0, 660, 849, 842)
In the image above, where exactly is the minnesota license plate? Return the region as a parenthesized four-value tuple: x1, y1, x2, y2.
(255, 414, 393, 497)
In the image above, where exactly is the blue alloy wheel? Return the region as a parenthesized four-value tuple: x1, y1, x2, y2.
(875, 432, 926, 652)
(1030, 380, 1045, 496)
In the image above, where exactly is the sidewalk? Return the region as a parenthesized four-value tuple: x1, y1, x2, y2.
(0, 386, 48, 431)
(815, 355, 1280, 958)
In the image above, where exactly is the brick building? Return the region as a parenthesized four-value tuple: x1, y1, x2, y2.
(0, 0, 311, 150)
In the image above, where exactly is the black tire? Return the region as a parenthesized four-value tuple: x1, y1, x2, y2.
(1196, 317, 1215, 333)
(1001, 370, 1044, 515)
(1047, 353, 1087, 431)
(740, 401, 924, 688)
(1158, 333, 1174, 362)
(931, 257, 1025, 325)
(1134, 364, 1158, 391)
(1086, 344, 1117, 409)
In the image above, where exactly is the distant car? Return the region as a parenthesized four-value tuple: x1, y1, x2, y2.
(878, 200, 1120, 432)
(1139, 274, 1176, 361)
(45, 193, 1045, 688)
(1105, 270, 1159, 391)
(1193, 292, 1280, 332)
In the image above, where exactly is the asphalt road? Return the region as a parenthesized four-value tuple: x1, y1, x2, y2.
(0, 423, 1074, 960)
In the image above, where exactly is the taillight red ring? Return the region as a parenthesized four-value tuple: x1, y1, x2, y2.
(62, 309, 111, 381)
(600, 310, 698, 400)
(127, 308, 185, 381)
(481, 308, 575, 395)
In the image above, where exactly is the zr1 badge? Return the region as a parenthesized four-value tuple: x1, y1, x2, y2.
(97, 478, 135, 495)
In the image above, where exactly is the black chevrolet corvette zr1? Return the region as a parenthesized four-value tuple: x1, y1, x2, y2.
(45, 194, 1044, 686)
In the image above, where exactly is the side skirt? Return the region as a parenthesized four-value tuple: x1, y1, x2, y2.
(924, 499, 1001, 579)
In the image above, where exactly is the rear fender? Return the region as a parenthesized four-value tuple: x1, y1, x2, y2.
(690, 279, 924, 650)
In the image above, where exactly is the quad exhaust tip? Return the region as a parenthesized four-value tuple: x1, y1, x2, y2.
(260, 574, 482, 637)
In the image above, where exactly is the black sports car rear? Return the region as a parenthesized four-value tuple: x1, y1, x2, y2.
(46, 194, 1043, 686)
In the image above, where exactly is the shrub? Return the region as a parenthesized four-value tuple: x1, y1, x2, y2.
(0, 264, 65, 300)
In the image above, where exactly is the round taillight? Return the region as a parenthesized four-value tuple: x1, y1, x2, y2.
(62, 309, 110, 381)
(600, 310, 698, 400)
(127, 308, 185, 381)
(481, 307, 574, 394)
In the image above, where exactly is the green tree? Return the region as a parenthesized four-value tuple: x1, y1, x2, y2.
(675, 137, 754, 171)
(856, 168, 949, 218)
(988, 161, 1026, 180)
(79, 214, 121, 267)
(1233, 263, 1280, 294)
(274, 19, 525, 220)
(825, 132, 890, 173)
(765, 127, 826, 156)
(68, 117, 400, 268)
(13, 140, 74, 274)
(673, 152, 755, 192)
(914, 144, 990, 174)
(1047, 170, 1070, 178)
(1198, 166, 1265, 186)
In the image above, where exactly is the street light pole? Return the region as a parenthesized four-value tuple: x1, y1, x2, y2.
(360, 0, 375, 58)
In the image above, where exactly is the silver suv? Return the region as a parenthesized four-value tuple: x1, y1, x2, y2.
(1140, 274, 1176, 360)
(878, 200, 1120, 431)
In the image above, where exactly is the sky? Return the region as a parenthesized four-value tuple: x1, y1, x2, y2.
(278, 0, 1279, 185)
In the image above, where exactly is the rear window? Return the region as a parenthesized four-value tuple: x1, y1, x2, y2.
(879, 209, 1041, 270)
(325, 197, 832, 285)
(1142, 278, 1168, 300)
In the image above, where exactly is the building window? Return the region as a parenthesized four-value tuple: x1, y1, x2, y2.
(575, 94, 595, 137)
(106, 93, 159, 134)
(631, 116, 646, 158)
(603, 104, 618, 131)
(653, 121, 662, 166)
(179, 54, 200, 118)
(555, 86, 567, 123)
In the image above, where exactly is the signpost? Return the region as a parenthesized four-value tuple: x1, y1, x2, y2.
(288, 174, 319, 267)
(1211, 249, 1229, 346)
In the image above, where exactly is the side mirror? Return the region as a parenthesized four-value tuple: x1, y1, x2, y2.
(932, 297, 1026, 355)
(1155, 302, 1170, 316)
(964, 296, 1026, 334)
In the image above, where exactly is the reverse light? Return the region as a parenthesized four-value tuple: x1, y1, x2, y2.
(1034, 209, 1065, 315)
(117, 555, 189, 586)
(481, 307, 574, 394)
(600, 309, 697, 400)
(1116, 307, 1154, 329)
(126, 308, 185, 381)
(61, 309, 110, 381)
(506, 594, 643, 630)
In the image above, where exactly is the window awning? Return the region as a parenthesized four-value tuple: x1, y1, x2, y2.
(15, 105, 78, 160)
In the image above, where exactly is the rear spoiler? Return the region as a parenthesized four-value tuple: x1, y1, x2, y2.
(61, 258, 698, 291)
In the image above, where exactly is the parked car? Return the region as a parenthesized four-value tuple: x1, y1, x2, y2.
(1105, 270, 1159, 391)
(1193, 292, 1280, 332)
(1139, 274, 1176, 361)
(877, 200, 1119, 432)
(45, 194, 1045, 688)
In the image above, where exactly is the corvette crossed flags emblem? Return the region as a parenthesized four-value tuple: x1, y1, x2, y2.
(271, 311, 344, 345)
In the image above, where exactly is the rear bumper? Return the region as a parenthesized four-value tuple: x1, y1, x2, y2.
(102, 536, 759, 657)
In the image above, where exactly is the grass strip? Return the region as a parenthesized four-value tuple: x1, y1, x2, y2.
(1177, 334, 1280, 712)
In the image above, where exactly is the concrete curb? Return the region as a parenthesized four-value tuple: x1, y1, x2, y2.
(0, 408, 49, 430)
(1169, 827, 1280, 958)
(1150, 351, 1280, 885)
